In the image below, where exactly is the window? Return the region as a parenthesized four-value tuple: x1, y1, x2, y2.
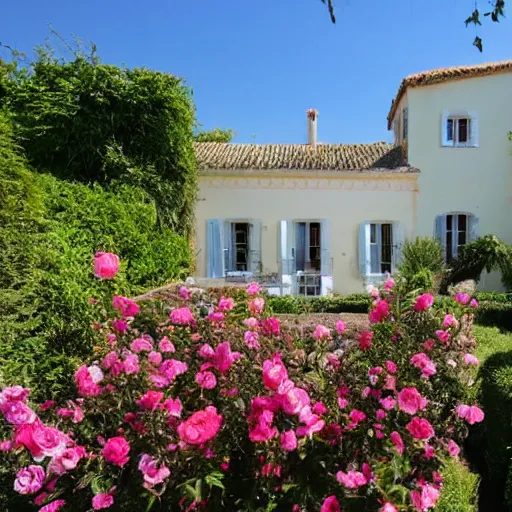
(402, 107, 408, 141)
(369, 223, 393, 274)
(359, 222, 405, 278)
(297, 274, 321, 297)
(442, 111, 478, 147)
(295, 222, 321, 273)
(232, 223, 249, 271)
(435, 213, 478, 262)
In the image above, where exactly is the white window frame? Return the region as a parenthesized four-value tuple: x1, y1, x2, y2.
(441, 110, 479, 148)
(222, 219, 262, 277)
(435, 212, 478, 263)
(369, 222, 393, 276)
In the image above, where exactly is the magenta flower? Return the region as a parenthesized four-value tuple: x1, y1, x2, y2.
(212, 342, 242, 374)
(177, 406, 223, 445)
(320, 495, 341, 512)
(398, 387, 428, 415)
(261, 317, 280, 336)
(435, 330, 451, 344)
(313, 324, 331, 340)
(410, 353, 437, 379)
(380, 503, 398, 512)
(456, 404, 485, 424)
(3, 402, 37, 426)
(102, 436, 130, 467)
(14, 465, 45, 495)
(136, 391, 164, 411)
(414, 293, 434, 312)
(162, 397, 183, 417)
(94, 252, 120, 279)
(74, 365, 103, 397)
(247, 281, 260, 296)
(280, 430, 298, 451)
(112, 295, 140, 317)
(138, 454, 171, 489)
(336, 469, 368, 488)
(390, 431, 405, 455)
(357, 331, 373, 351)
(369, 299, 390, 323)
(179, 286, 191, 300)
(335, 320, 346, 335)
(447, 439, 460, 456)
(410, 484, 440, 511)
(463, 353, 479, 366)
(40, 500, 66, 512)
(249, 409, 279, 442)
(244, 330, 260, 350)
(92, 492, 114, 510)
(379, 396, 396, 410)
(158, 337, 175, 353)
(406, 417, 435, 440)
(130, 337, 153, 353)
(249, 297, 265, 316)
(385, 360, 398, 373)
(455, 292, 470, 305)
(280, 386, 311, 416)
(14, 423, 68, 460)
(470, 298, 479, 308)
(195, 371, 217, 390)
(262, 354, 288, 391)
(442, 314, 459, 329)
(169, 307, 195, 327)
(218, 296, 235, 312)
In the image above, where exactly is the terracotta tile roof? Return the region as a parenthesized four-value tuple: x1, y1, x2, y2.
(387, 59, 512, 128)
(195, 142, 413, 172)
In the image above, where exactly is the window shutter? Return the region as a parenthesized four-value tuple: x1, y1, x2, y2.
(320, 219, 332, 276)
(358, 222, 371, 277)
(223, 221, 233, 273)
(468, 214, 479, 242)
(469, 111, 479, 147)
(392, 222, 405, 271)
(435, 215, 447, 259)
(441, 111, 450, 147)
(249, 220, 262, 274)
(206, 219, 225, 278)
(279, 220, 296, 276)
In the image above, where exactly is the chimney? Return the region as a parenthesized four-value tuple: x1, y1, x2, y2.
(307, 108, 318, 148)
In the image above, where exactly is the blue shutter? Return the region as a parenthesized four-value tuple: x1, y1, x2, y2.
(468, 214, 479, 242)
(320, 219, 332, 276)
(435, 215, 447, 259)
(358, 222, 370, 277)
(392, 222, 405, 271)
(206, 219, 224, 278)
(249, 220, 262, 273)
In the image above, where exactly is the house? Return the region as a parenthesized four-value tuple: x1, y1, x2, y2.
(194, 60, 512, 295)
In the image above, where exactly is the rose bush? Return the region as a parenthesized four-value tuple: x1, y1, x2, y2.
(0, 260, 485, 511)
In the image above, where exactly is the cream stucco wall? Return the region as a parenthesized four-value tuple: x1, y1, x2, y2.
(404, 72, 512, 289)
(195, 171, 418, 295)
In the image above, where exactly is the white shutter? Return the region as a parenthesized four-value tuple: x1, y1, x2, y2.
(468, 214, 479, 242)
(435, 215, 447, 260)
(392, 222, 405, 271)
(279, 220, 295, 295)
(358, 222, 371, 277)
(469, 111, 479, 148)
(441, 110, 450, 147)
(320, 219, 332, 276)
(223, 221, 233, 273)
(249, 220, 262, 274)
(206, 219, 225, 278)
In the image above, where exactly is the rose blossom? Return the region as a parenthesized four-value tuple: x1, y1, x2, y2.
(40, 500, 66, 512)
(247, 281, 260, 296)
(261, 317, 280, 336)
(369, 299, 390, 323)
(130, 337, 153, 353)
(280, 430, 298, 451)
(398, 387, 428, 415)
(162, 397, 182, 417)
(410, 353, 437, 379)
(414, 293, 434, 312)
(138, 454, 171, 488)
(249, 298, 265, 316)
(244, 330, 260, 350)
(313, 324, 331, 340)
(218, 296, 235, 312)
(169, 307, 195, 326)
(74, 365, 103, 397)
(335, 320, 346, 335)
(384, 276, 396, 291)
(470, 298, 479, 308)
(443, 314, 459, 329)
(280, 386, 310, 416)
(14, 465, 45, 495)
(0, 440, 13, 451)
(381, 503, 398, 512)
(50, 446, 87, 473)
(179, 286, 191, 300)
(212, 342, 242, 374)
(94, 252, 120, 279)
(195, 371, 217, 390)
(321, 496, 341, 512)
(385, 360, 398, 373)
(148, 351, 162, 366)
(379, 396, 396, 410)
(0, 385, 30, 404)
(435, 330, 451, 344)
(262, 354, 288, 390)
(456, 404, 485, 424)
(447, 439, 460, 456)
(357, 331, 373, 351)
(390, 431, 405, 455)
(112, 295, 140, 317)
(410, 484, 440, 511)
(92, 493, 114, 510)
(136, 391, 164, 411)
(336, 470, 368, 488)
(177, 406, 223, 445)
(3, 401, 37, 426)
(15, 423, 68, 460)
(455, 292, 470, 305)
(406, 417, 435, 440)
(158, 337, 175, 353)
(243, 317, 259, 329)
(463, 354, 479, 366)
(102, 437, 130, 467)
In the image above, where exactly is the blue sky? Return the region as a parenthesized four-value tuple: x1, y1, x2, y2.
(1, 0, 511, 144)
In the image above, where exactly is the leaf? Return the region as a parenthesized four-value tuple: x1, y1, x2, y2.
(146, 494, 157, 512)
(473, 36, 483, 52)
(90, 477, 103, 495)
(195, 478, 202, 500)
(282, 483, 298, 493)
(205, 475, 225, 490)
(185, 484, 197, 500)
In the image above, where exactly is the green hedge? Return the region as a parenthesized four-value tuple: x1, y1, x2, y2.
(474, 302, 512, 331)
(267, 294, 370, 315)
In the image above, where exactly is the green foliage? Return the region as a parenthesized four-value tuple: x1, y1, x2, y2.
(442, 235, 512, 292)
(4, 57, 197, 234)
(474, 302, 512, 331)
(194, 127, 235, 143)
(437, 459, 479, 512)
(267, 294, 370, 315)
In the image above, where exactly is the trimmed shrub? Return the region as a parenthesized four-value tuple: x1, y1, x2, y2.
(437, 459, 479, 512)
(474, 302, 512, 331)
(267, 294, 371, 315)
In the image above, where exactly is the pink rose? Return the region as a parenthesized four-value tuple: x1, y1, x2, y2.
(447, 439, 460, 456)
(218, 296, 235, 312)
(423, 338, 435, 351)
(435, 330, 451, 344)
(122, 351, 140, 375)
(148, 351, 162, 366)
(94, 252, 120, 279)
(0, 440, 13, 451)
(455, 292, 470, 305)
(14, 465, 45, 495)
(280, 430, 297, 451)
(296, 413, 325, 437)
(380, 396, 396, 410)
(3, 402, 37, 426)
(443, 314, 459, 329)
(158, 337, 175, 353)
(92, 493, 114, 510)
(169, 307, 195, 326)
(177, 406, 223, 445)
(385, 360, 397, 374)
(112, 319, 128, 333)
(381, 503, 398, 512)
(384, 276, 396, 291)
(470, 298, 479, 308)
(357, 331, 373, 351)
(463, 354, 479, 366)
(398, 387, 428, 415)
(335, 320, 346, 335)
(244, 330, 260, 350)
(260, 317, 280, 336)
(249, 409, 279, 442)
(74, 365, 103, 397)
(136, 391, 164, 411)
(212, 342, 242, 374)
(112, 295, 140, 317)
(280, 386, 310, 416)
(313, 402, 328, 415)
(40, 500, 66, 512)
(243, 317, 259, 329)
(390, 431, 405, 455)
(313, 324, 331, 340)
(383, 375, 396, 391)
(406, 417, 435, 440)
(195, 371, 217, 389)
(102, 437, 130, 467)
(376, 409, 387, 420)
(247, 282, 260, 296)
(456, 404, 484, 424)
(410, 353, 437, 379)
(262, 354, 288, 390)
(179, 286, 191, 300)
(1, 385, 30, 404)
(369, 299, 390, 323)
(410, 484, 440, 511)
(321, 495, 341, 512)
(50, 446, 86, 473)
(414, 293, 434, 312)
(130, 337, 153, 353)
(15, 423, 68, 460)
(162, 397, 183, 417)
(249, 298, 265, 316)
(138, 454, 171, 488)
(336, 469, 368, 488)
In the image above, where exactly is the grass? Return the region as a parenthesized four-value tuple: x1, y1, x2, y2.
(437, 459, 480, 512)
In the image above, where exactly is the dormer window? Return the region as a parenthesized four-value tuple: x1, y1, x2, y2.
(442, 110, 479, 148)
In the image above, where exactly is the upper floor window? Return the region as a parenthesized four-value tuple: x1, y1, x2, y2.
(442, 110, 479, 148)
(402, 108, 408, 141)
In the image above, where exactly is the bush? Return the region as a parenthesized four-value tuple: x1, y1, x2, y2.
(436, 459, 479, 512)
(0, 259, 485, 511)
(474, 302, 512, 331)
(267, 294, 371, 315)
(400, 237, 445, 277)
